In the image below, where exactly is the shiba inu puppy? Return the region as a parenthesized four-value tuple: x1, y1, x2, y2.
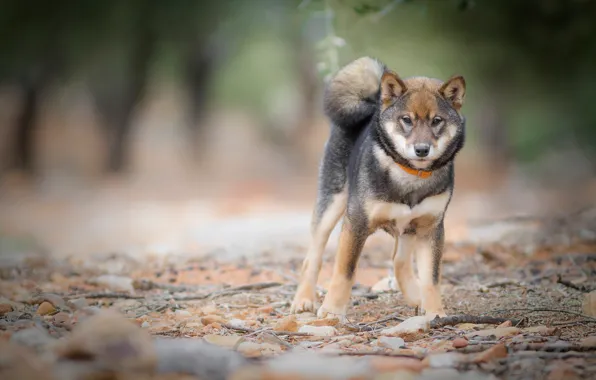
(290, 57, 466, 321)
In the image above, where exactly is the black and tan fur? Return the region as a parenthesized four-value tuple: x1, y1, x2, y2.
(290, 57, 466, 320)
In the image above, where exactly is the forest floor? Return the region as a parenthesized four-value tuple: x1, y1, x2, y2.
(1, 179, 596, 380)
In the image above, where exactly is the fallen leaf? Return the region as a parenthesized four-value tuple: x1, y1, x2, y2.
(466, 327, 520, 338)
(201, 314, 225, 325)
(0, 303, 13, 316)
(308, 317, 339, 327)
(496, 320, 512, 328)
(472, 343, 507, 363)
(381, 316, 429, 341)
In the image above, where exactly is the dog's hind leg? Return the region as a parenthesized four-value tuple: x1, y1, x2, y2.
(291, 189, 347, 314)
(317, 215, 368, 321)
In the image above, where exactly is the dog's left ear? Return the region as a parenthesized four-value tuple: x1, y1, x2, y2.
(439, 76, 466, 110)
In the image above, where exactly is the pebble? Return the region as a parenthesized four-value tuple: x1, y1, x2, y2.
(55, 309, 157, 372)
(201, 314, 225, 325)
(34, 293, 67, 309)
(452, 337, 469, 349)
(371, 276, 397, 293)
(0, 303, 13, 316)
(66, 297, 88, 310)
(377, 336, 406, 350)
(381, 316, 429, 340)
(36, 301, 56, 316)
(174, 310, 192, 319)
(273, 315, 298, 332)
(88, 274, 135, 293)
(298, 325, 338, 337)
(52, 312, 72, 329)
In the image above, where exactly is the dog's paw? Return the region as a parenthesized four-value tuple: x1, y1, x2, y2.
(290, 296, 317, 314)
(316, 303, 348, 323)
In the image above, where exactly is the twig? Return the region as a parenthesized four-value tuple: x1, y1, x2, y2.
(134, 304, 168, 318)
(491, 308, 596, 323)
(363, 312, 406, 326)
(430, 314, 521, 328)
(222, 323, 312, 337)
(172, 282, 284, 301)
(335, 351, 422, 359)
(556, 275, 592, 292)
(68, 292, 145, 299)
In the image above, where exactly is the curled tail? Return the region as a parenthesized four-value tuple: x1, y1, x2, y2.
(324, 56, 386, 131)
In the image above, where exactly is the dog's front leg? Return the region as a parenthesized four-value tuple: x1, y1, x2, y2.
(417, 222, 447, 319)
(317, 216, 367, 321)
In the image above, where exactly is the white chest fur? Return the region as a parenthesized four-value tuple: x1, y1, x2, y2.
(366, 191, 450, 234)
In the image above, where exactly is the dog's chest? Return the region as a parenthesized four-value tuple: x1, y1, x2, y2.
(366, 192, 450, 234)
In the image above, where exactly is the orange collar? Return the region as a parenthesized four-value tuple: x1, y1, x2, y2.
(396, 162, 433, 179)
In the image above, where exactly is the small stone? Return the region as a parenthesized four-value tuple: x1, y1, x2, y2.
(0, 303, 13, 316)
(203, 334, 242, 348)
(141, 321, 150, 328)
(36, 301, 56, 316)
(55, 310, 156, 373)
(580, 336, 596, 348)
(201, 314, 225, 325)
(369, 356, 427, 373)
(381, 316, 429, 341)
(377, 336, 406, 350)
(52, 312, 71, 329)
(257, 305, 274, 314)
(582, 291, 596, 317)
(273, 315, 298, 332)
(466, 327, 520, 338)
(496, 320, 512, 328)
(34, 293, 67, 309)
(66, 298, 88, 310)
(298, 325, 338, 337)
(422, 352, 468, 368)
(452, 337, 468, 349)
(227, 318, 248, 329)
(88, 274, 135, 293)
(371, 276, 396, 293)
(174, 310, 192, 319)
(237, 342, 281, 357)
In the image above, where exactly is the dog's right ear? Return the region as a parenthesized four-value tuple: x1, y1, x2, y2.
(381, 71, 407, 109)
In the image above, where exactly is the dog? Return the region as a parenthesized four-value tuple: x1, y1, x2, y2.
(290, 56, 466, 321)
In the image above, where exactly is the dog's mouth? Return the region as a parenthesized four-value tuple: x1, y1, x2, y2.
(410, 159, 432, 169)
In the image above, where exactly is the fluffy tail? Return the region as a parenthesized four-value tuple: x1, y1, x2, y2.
(323, 56, 386, 131)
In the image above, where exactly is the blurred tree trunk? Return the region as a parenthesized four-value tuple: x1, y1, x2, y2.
(13, 77, 42, 173)
(476, 67, 511, 177)
(289, 30, 320, 172)
(99, 4, 156, 173)
(183, 38, 217, 158)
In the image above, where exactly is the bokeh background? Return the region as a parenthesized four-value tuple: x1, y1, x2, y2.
(1, 0, 595, 260)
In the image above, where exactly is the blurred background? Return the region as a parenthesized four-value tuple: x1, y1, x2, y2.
(1, 0, 595, 260)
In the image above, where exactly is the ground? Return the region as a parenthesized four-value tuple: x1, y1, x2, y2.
(1, 177, 596, 380)
(0, 203, 596, 379)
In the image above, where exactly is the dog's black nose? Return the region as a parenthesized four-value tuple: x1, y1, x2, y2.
(414, 144, 430, 157)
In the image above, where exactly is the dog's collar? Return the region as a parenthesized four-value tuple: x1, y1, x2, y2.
(396, 162, 432, 179)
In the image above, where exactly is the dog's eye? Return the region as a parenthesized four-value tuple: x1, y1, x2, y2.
(401, 116, 412, 125)
(431, 117, 443, 127)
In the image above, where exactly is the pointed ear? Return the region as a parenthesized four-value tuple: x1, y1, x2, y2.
(380, 71, 407, 108)
(439, 75, 466, 109)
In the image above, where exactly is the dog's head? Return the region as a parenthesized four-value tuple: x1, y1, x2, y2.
(376, 71, 466, 171)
